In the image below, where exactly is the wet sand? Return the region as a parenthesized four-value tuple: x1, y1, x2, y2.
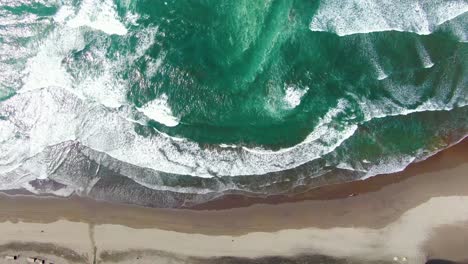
(0, 140, 467, 263)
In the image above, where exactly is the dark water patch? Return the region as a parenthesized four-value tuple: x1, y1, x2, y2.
(100, 249, 394, 264)
(196, 255, 394, 264)
(0, 88, 16, 102)
(29, 179, 68, 193)
(426, 260, 459, 264)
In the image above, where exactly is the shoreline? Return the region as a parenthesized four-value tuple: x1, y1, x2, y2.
(0, 139, 466, 234)
(0, 139, 467, 263)
(2, 137, 466, 212)
(191, 137, 468, 210)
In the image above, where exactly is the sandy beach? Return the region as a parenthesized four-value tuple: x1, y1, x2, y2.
(0, 139, 467, 264)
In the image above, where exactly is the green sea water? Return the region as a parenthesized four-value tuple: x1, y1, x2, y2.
(116, 0, 466, 147)
(0, 0, 467, 200)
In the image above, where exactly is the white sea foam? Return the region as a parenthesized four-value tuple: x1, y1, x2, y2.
(19, 0, 157, 110)
(2, 79, 465, 183)
(361, 155, 416, 180)
(360, 136, 468, 180)
(0, 6, 55, 92)
(243, 99, 357, 155)
(336, 162, 361, 172)
(0, 89, 359, 179)
(375, 63, 388, 81)
(137, 94, 180, 127)
(355, 73, 468, 123)
(19, 28, 86, 94)
(4, 59, 466, 183)
(284, 85, 309, 108)
(441, 15, 468, 42)
(53, 5, 75, 24)
(361, 37, 389, 81)
(219, 144, 238, 149)
(125, 12, 141, 26)
(310, 0, 468, 36)
(416, 41, 434, 69)
(67, 0, 127, 35)
(0, 120, 31, 174)
(76, 25, 158, 108)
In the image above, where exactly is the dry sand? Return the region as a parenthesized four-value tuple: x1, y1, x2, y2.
(0, 140, 466, 264)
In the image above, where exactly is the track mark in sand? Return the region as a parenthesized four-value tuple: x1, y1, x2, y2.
(88, 223, 97, 264)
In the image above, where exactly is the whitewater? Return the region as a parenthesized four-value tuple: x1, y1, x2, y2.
(0, 0, 467, 202)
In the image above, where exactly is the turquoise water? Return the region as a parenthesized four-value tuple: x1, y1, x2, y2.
(0, 0, 467, 206)
(117, 0, 466, 148)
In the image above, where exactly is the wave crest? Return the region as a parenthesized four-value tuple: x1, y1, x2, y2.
(310, 0, 468, 36)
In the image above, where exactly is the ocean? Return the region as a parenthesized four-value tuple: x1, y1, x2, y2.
(0, 0, 467, 207)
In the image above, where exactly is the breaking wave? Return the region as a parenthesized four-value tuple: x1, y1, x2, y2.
(310, 0, 468, 36)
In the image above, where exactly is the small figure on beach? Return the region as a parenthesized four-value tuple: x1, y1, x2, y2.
(26, 257, 45, 263)
(4, 255, 18, 260)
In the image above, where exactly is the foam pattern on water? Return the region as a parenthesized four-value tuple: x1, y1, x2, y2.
(310, 0, 468, 36)
(137, 94, 180, 127)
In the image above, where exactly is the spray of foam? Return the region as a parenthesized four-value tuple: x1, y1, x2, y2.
(137, 94, 180, 127)
(20, 0, 128, 95)
(361, 155, 416, 180)
(362, 37, 389, 80)
(1, 80, 466, 188)
(67, 0, 128, 35)
(1, 89, 359, 178)
(4, 0, 134, 177)
(19, 0, 164, 111)
(19, 28, 86, 94)
(310, 0, 468, 36)
(284, 85, 309, 108)
(416, 41, 434, 69)
(441, 15, 468, 42)
(4, 72, 466, 181)
(0, 120, 32, 174)
(244, 99, 357, 155)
